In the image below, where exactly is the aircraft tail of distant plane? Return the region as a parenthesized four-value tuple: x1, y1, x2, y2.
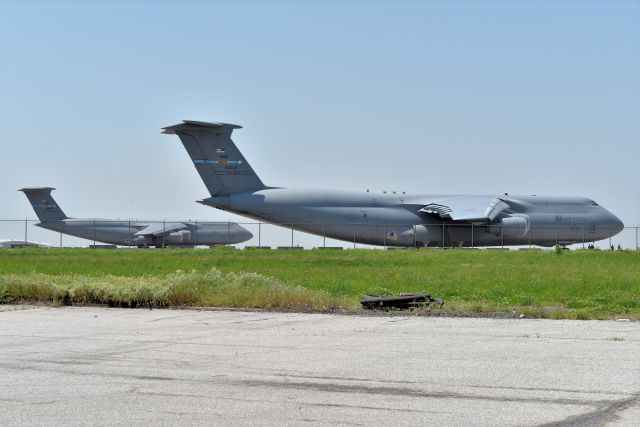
(18, 187, 68, 222)
(163, 121, 266, 196)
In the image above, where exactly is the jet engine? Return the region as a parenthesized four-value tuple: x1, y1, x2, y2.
(495, 215, 530, 238)
(167, 230, 191, 244)
(380, 226, 416, 244)
(125, 235, 146, 246)
(385, 225, 437, 245)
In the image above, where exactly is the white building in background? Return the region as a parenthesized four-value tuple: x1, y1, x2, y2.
(0, 239, 52, 248)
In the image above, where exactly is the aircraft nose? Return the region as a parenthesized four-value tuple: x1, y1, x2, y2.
(233, 225, 253, 243)
(599, 209, 624, 238)
(610, 214, 624, 237)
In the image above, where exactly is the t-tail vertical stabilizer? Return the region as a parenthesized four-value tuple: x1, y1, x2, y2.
(162, 121, 266, 196)
(19, 187, 68, 222)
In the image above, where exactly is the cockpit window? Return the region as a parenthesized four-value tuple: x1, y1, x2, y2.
(590, 200, 599, 206)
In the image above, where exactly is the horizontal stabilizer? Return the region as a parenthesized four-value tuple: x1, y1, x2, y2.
(135, 222, 186, 236)
(161, 121, 243, 134)
(419, 196, 510, 222)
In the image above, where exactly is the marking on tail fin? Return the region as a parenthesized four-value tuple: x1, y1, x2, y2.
(193, 159, 243, 165)
(31, 204, 59, 209)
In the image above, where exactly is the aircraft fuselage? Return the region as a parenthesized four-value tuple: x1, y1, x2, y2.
(36, 219, 251, 247)
(202, 188, 623, 247)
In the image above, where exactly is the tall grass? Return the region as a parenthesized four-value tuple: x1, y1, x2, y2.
(0, 268, 347, 311)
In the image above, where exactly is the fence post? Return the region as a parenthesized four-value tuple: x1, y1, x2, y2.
(383, 225, 387, 249)
(353, 224, 356, 249)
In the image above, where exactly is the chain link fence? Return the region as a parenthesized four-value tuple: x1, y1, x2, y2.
(0, 219, 638, 250)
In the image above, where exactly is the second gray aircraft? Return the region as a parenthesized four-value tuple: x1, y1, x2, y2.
(20, 187, 252, 247)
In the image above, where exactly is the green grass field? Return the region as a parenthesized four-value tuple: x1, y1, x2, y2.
(1, 247, 638, 319)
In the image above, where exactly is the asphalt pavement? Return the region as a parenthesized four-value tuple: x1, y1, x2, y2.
(0, 306, 638, 426)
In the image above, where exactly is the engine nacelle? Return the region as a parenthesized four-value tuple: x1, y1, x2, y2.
(125, 235, 146, 246)
(384, 225, 439, 245)
(412, 225, 436, 242)
(499, 215, 530, 238)
(167, 230, 191, 244)
(379, 225, 426, 244)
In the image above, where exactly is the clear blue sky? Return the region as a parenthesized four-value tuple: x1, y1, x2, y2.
(1, 1, 638, 245)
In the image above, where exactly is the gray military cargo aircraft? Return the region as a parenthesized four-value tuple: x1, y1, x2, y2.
(164, 120, 624, 248)
(19, 187, 252, 247)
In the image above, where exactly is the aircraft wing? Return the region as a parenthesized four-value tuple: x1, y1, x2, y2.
(135, 222, 187, 236)
(418, 196, 509, 222)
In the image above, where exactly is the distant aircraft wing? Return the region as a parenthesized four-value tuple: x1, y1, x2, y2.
(418, 196, 509, 222)
(135, 222, 187, 236)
